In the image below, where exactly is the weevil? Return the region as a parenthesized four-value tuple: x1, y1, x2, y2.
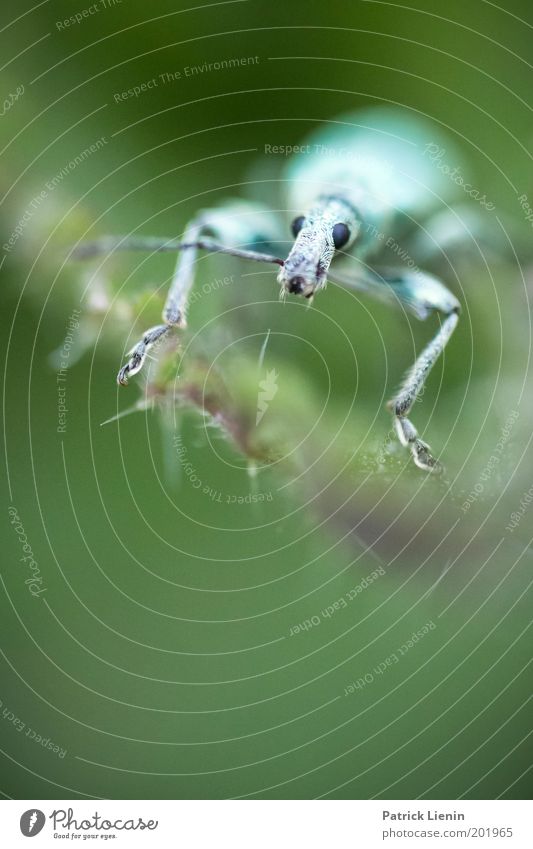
(74, 107, 470, 472)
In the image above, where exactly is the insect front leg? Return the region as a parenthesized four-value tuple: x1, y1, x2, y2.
(116, 217, 203, 386)
(387, 309, 459, 471)
(72, 203, 284, 385)
(331, 265, 460, 471)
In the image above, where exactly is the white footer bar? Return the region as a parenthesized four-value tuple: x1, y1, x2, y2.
(1, 799, 530, 848)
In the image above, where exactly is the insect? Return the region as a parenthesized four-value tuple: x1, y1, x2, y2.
(74, 107, 469, 472)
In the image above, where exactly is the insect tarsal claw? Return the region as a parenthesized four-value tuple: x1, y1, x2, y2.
(412, 439, 442, 473)
(117, 365, 130, 386)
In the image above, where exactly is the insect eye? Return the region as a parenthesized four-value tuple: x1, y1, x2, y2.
(291, 216, 305, 237)
(332, 222, 350, 249)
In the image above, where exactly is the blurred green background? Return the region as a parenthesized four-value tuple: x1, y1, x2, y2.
(1, 0, 532, 800)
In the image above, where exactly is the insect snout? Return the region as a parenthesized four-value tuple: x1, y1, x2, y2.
(278, 267, 318, 298)
(278, 237, 328, 298)
(287, 276, 311, 296)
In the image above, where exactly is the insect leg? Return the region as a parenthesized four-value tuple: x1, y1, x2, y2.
(331, 265, 460, 471)
(107, 211, 283, 385)
(388, 309, 459, 471)
(71, 234, 283, 265)
(117, 225, 283, 386)
(116, 218, 202, 386)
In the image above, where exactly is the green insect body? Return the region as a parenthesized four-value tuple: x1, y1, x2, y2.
(280, 108, 462, 316)
(73, 107, 472, 472)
